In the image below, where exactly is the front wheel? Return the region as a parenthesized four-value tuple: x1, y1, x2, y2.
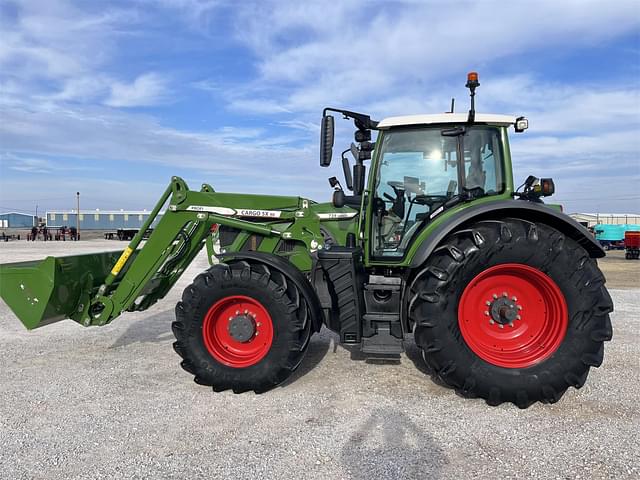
(172, 260, 312, 393)
(409, 218, 613, 408)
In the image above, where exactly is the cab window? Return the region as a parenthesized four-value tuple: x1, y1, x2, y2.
(371, 126, 504, 258)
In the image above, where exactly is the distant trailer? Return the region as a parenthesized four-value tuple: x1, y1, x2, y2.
(0, 232, 21, 242)
(625, 231, 640, 260)
(594, 224, 640, 250)
(105, 228, 154, 240)
(117, 228, 138, 241)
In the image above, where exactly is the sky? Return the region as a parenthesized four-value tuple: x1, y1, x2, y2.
(0, 0, 639, 215)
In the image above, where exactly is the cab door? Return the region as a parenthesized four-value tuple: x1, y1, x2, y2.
(363, 125, 507, 264)
(364, 127, 460, 262)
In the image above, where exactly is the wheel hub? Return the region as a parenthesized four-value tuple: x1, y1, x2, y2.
(488, 294, 521, 326)
(228, 314, 256, 342)
(202, 295, 274, 368)
(458, 263, 568, 368)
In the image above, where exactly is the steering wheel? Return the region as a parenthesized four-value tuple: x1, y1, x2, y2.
(383, 182, 406, 219)
(413, 194, 448, 207)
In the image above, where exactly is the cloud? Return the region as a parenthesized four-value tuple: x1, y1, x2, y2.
(227, 98, 292, 114)
(0, 0, 134, 82)
(49, 75, 111, 102)
(105, 73, 171, 107)
(0, 175, 177, 211)
(547, 172, 640, 214)
(1, 152, 102, 175)
(1, 0, 638, 214)
(141, 0, 223, 27)
(0, 102, 318, 180)
(4, 155, 56, 174)
(230, 0, 640, 115)
(0, 101, 334, 209)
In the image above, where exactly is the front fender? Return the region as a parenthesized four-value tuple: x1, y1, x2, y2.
(217, 251, 323, 333)
(407, 200, 604, 268)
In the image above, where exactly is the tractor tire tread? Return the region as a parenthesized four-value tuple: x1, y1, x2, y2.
(171, 261, 312, 394)
(409, 217, 613, 408)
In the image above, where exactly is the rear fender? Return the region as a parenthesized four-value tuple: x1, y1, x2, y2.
(408, 200, 604, 268)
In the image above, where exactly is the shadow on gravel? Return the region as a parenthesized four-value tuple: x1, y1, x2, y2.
(280, 328, 333, 387)
(110, 312, 333, 386)
(341, 407, 447, 479)
(404, 338, 450, 389)
(110, 309, 175, 348)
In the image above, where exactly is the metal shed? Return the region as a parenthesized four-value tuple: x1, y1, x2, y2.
(45, 210, 163, 230)
(0, 212, 37, 228)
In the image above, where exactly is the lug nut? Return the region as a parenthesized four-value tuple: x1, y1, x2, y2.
(228, 316, 233, 321)
(235, 310, 240, 315)
(256, 322, 262, 327)
(516, 315, 521, 320)
(512, 296, 518, 302)
(485, 301, 491, 306)
(498, 324, 504, 329)
(502, 292, 508, 297)
(517, 305, 523, 310)
(489, 319, 495, 325)
(509, 322, 514, 327)
(484, 311, 489, 316)
(492, 294, 498, 299)
(244, 309, 248, 314)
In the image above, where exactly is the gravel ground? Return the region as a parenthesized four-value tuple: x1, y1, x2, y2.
(0, 240, 638, 479)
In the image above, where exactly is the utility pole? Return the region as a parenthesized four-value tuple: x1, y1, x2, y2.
(35, 205, 38, 227)
(76, 192, 80, 241)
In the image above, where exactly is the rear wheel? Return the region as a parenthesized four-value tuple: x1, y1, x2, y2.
(172, 260, 312, 393)
(409, 218, 613, 408)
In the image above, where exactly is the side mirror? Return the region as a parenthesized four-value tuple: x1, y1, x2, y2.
(353, 163, 366, 195)
(320, 115, 335, 167)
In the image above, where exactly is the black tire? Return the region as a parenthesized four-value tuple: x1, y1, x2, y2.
(172, 260, 312, 393)
(408, 218, 613, 408)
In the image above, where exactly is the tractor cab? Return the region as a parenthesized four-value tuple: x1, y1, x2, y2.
(320, 72, 532, 261)
(369, 113, 514, 258)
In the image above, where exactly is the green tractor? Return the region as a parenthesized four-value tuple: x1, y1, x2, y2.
(0, 73, 613, 407)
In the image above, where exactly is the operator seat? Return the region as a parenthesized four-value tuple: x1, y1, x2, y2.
(466, 149, 486, 190)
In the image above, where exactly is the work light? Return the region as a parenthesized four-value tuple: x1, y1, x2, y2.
(515, 116, 529, 132)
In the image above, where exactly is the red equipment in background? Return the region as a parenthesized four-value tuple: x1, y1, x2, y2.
(624, 231, 640, 259)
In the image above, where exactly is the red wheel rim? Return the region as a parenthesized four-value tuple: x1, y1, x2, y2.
(202, 295, 274, 368)
(458, 263, 568, 368)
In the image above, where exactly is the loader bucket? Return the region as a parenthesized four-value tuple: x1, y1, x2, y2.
(0, 251, 126, 330)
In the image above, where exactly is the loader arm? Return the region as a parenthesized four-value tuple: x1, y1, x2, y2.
(0, 177, 328, 329)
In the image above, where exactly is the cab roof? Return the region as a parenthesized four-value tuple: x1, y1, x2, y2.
(377, 113, 516, 129)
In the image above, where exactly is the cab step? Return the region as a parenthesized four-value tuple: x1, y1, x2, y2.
(361, 325, 404, 355)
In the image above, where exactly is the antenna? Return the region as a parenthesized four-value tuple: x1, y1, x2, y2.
(465, 72, 480, 123)
(450, 98, 455, 113)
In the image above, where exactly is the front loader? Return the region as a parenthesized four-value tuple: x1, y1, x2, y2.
(0, 73, 613, 407)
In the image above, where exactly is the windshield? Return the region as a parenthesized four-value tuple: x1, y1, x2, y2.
(371, 125, 505, 258)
